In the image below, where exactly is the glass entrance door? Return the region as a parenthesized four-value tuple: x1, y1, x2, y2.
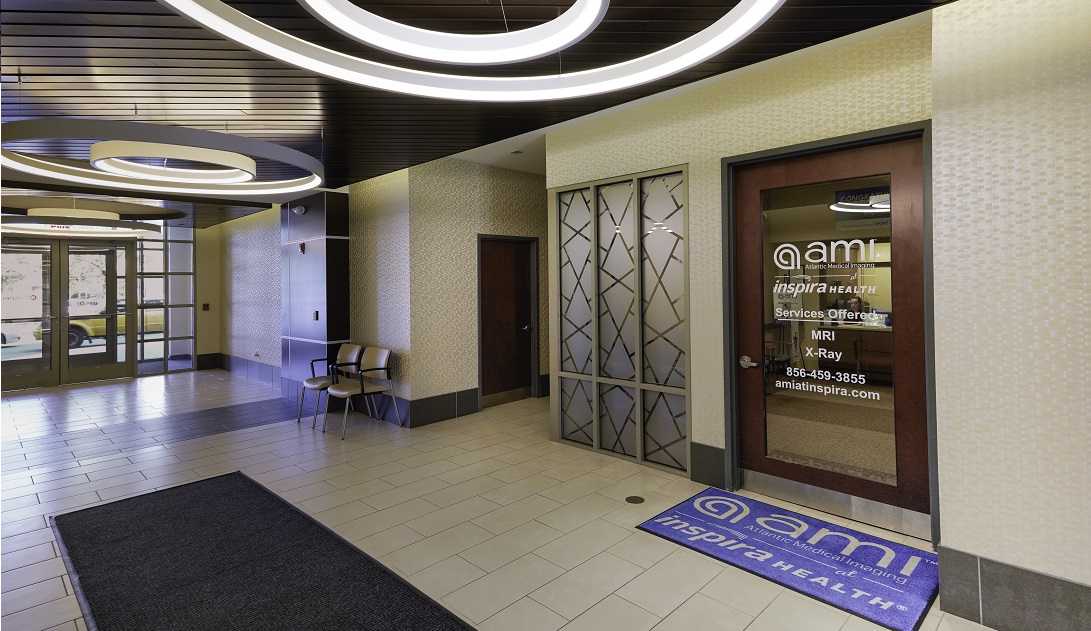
(1, 238, 137, 389)
(733, 136, 929, 515)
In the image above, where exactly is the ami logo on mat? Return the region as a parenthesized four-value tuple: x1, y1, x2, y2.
(673, 494, 924, 582)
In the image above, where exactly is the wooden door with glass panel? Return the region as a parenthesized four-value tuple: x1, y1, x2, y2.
(734, 137, 928, 513)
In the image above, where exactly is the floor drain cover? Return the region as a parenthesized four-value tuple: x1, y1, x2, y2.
(625, 496, 645, 504)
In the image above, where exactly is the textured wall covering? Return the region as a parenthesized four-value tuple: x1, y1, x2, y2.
(547, 17, 932, 446)
(932, 0, 1091, 583)
(218, 207, 282, 367)
(348, 170, 412, 398)
(194, 227, 221, 356)
(409, 158, 548, 400)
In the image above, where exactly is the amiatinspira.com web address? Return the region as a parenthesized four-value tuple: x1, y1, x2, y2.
(774, 379, 882, 400)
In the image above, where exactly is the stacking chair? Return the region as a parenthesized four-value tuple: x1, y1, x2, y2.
(324, 346, 401, 439)
(297, 343, 362, 429)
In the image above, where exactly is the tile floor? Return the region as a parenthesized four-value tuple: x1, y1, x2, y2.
(1, 370, 993, 631)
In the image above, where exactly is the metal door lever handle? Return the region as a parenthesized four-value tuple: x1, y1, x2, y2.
(739, 355, 759, 368)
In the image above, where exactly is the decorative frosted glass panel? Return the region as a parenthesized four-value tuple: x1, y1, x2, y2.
(559, 189, 593, 374)
(641, 173, 686, 387)
(597, 181, 636, 380)
(560, 377, 594, 446)
(600, 384, 636, 457)
(644, 391, 687, 470)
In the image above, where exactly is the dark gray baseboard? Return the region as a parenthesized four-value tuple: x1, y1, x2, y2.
(690, 442, 726, 489)
(407, 388, 481, 428)
(195, 353, 220, 370)
(219, 354, 281, 388)
(538, 374, 550, 397)
(938, 545, 1090, 631)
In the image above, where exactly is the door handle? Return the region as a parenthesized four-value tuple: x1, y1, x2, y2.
(520, 325, 532, 332)
(739, 355, 759, 368)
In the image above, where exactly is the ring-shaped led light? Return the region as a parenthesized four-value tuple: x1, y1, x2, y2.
(1, 215, 161, 238)
(159, 0, 786, 102)
(27, 208, 121, 220)
(90, 140, 257, 184)
(1, 119, 325, 197)
(300, 0, 608, 65)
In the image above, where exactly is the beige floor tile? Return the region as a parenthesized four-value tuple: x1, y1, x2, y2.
(384, 521, 495, 575)
(479, 597, 568, 631)
(699, 564, 784, 617)
(0, 594, 81, 631)
(651, 593, 752, 631)
(745, 591, 849, 631)
(2, 526, 56, 553)
(353, 524, 424, 558)
(381, 460, 462, 487)
(335, 497, 439, 541)
(840, 615, 889, 630)
(536, 493, 625, 533)
(405, 496, 503, 538)
(460, 520, 564, 572)
(0, 576, 67, 615)
(480, 473, 562, 506)
(407, 555, 486, 600)
(600, 492, 680, 529)
(309, 499, 375, 527)
(269, 463, 360, 492)
(1, 542, 58, 572)
(0, 558, 68, 593)
(298, 478, 394, 513)
(420, 474, 508, 508)
(616, 549, 724, 618)
(360, 477, 449, 510)
(473, 494, 563, 535)
(530, 551, 644, 620)
(935, 614, 995, 630)
(538, 472, 618, 504)
(597, 471, 677, 503)
(436, 458, 510, 485)
(445, 553, 566, 623)
(534, 519, 633, 570)
(558, 594, 661, 631)
(607, 530, 681, 569)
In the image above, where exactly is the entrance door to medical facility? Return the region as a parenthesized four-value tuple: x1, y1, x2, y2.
(1, 238, 137, 390)
(479, 236, 538, 407)
(733, 136, 928, 514)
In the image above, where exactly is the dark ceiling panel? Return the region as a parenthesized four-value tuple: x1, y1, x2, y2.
(1, 0, 951, 224)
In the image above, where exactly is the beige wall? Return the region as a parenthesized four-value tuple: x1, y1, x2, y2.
(194, 227, 221, 357)
(217, 207, 282, 367)
(409, 158, 548, 400)
(931, 0, 1090, 583)
(348, 169, 412, 398)
(347, 158, 548, 401)
(547, 17, 932, 447)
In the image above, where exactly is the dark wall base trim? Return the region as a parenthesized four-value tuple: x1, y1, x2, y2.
(938, 545, 1090, 631)
(217, 354, 281, 388)
(690, 442, 726, 489)
(537, 374, 550, 398)
(195, 353, 220, 370)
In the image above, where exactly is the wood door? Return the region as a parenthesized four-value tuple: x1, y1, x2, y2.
(479, 237, 537, 403)
(734, 137, 929, 513)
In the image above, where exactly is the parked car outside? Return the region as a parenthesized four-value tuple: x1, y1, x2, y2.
(33, 301, 164, 348)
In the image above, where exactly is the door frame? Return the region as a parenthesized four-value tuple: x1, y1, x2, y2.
(477, 234, 541, 406)
(1, 236, 138, 390)
(721, 121, 939, 544)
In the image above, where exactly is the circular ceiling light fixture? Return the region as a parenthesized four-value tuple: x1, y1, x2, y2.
(90, 140, 257, 184)
(159, 0, 786, 102)
(1, 119, 324, 197)
(300, 0, 609, 65)
(829, 193, 892, 213)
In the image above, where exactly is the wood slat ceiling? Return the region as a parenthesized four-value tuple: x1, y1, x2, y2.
(1, 0, 951, 220)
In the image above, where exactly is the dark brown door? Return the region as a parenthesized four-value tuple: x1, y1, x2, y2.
(734, 137, 929, 513)
(479, 237, 537, 403)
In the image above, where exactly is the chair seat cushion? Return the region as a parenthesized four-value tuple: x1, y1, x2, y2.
(328, 382, 362, 398)
(303, 376, 332, 390)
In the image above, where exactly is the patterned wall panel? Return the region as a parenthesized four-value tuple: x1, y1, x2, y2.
(600, 384, 636, 457)
(559, 188, 594, 374)
(641, 173, 686, 387)
(219, 207, 282, 367)
(546, 19, 932, 446)
(597, 181, 637, 381)
(348, 170, 412, 398)
(560, 377, 594, 446)
(931, 0, 1091, 583)
(644, 390, 687, 470)
(409, 158, 548, 400)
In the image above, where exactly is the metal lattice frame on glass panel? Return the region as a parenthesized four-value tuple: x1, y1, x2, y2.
(555, 167, 689, 473)
(559, 189, 594, 375)
(136, 226, 196, 374)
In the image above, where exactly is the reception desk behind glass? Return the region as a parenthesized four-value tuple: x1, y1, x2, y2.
(815, 324, 893, 384)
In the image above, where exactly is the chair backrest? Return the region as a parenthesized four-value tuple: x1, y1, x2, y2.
(359, 347, 391, 377)
(335, 344, 364, 375)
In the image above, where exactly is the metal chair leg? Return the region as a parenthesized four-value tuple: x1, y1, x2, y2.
(297, 387, 306, 423)
(321, 395, 331, 432)
(311, 389, 323, 428)
(364, 395, 375, 418)
(340, 399, 351, 440)
(389, 386, 402, 427)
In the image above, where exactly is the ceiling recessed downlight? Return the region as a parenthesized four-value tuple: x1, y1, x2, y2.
(159, 0, 786, 102)
(300, 0, 609, 65)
